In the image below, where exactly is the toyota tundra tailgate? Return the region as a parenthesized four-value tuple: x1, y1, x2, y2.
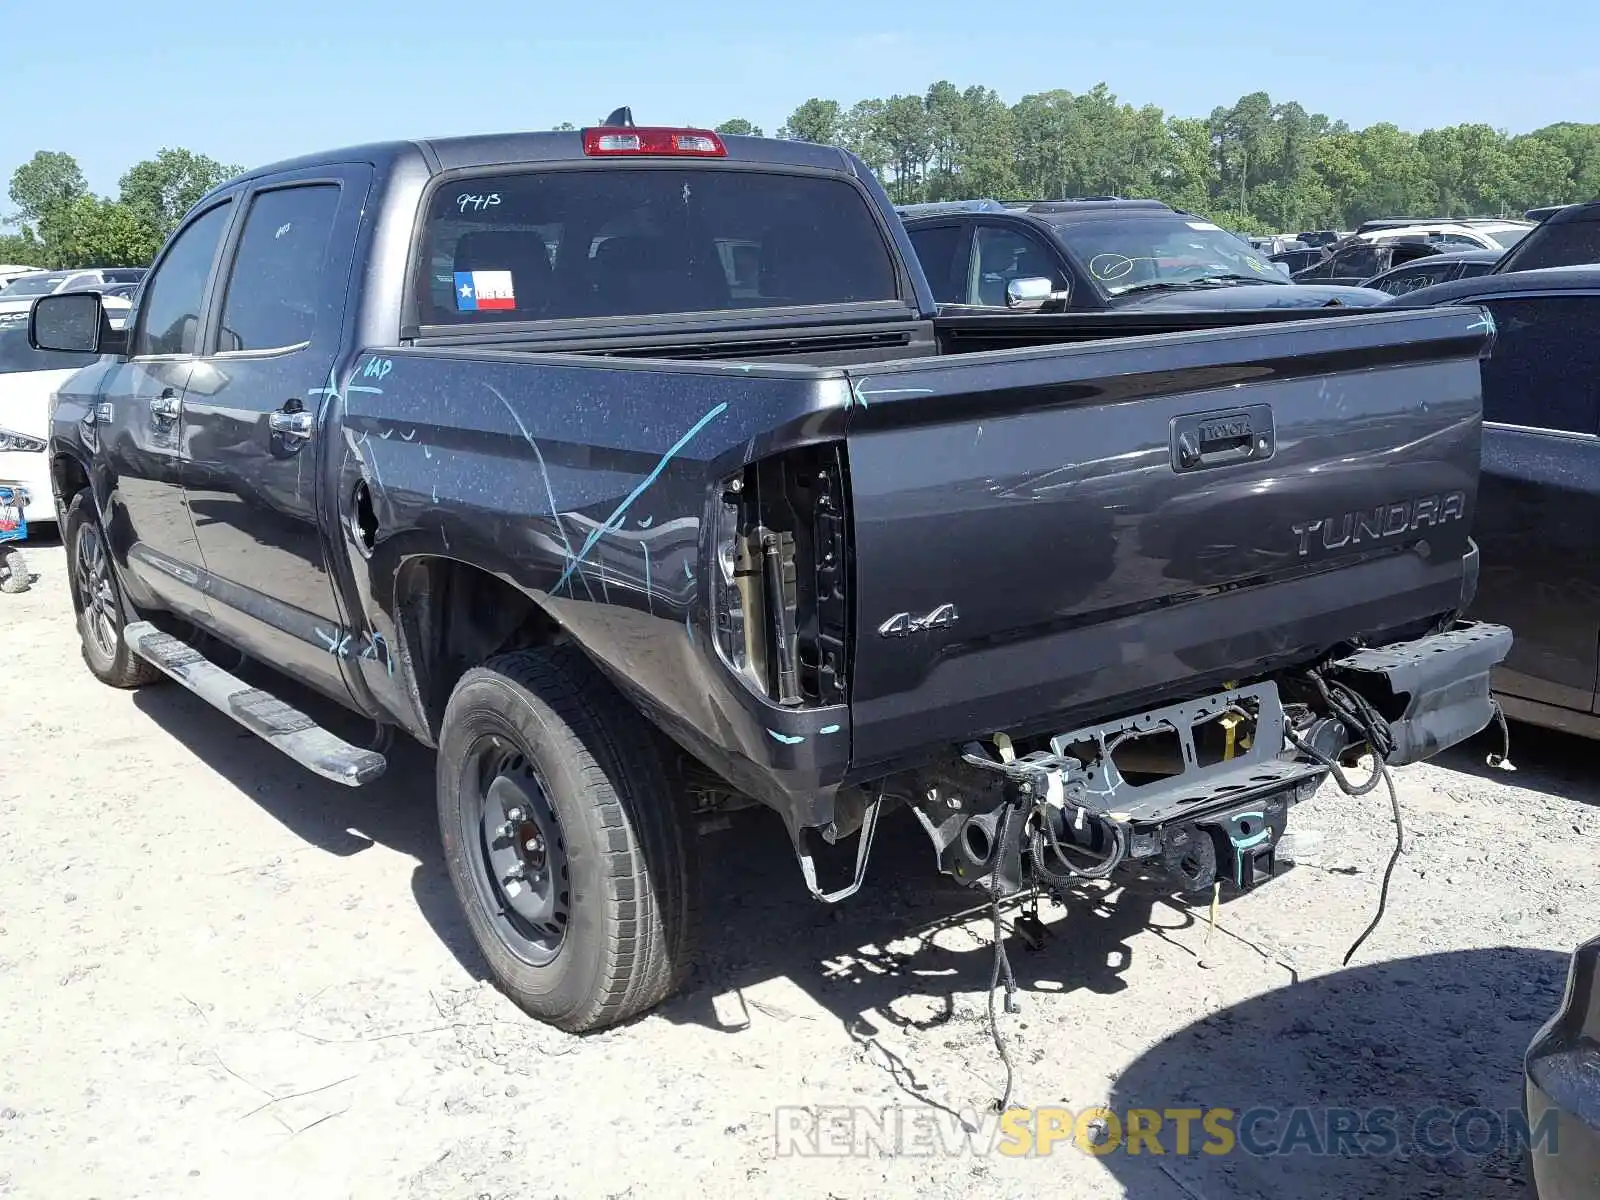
(841, 305, 1493, 775)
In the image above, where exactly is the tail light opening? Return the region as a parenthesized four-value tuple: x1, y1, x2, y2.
(711, 445, 850, 708)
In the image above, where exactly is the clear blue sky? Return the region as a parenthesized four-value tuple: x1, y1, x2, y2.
(6, 0, 1598, 202)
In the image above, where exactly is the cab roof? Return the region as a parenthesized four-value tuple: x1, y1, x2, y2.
(199, 130, 861, 207)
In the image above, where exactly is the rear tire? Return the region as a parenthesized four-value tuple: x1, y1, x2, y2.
(436, 645, 699, 1032)
(63, 492, 160, 688)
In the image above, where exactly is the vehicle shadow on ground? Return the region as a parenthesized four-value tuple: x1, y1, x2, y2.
(128, 671, 489, 976)
(1437, 717, 1599, 808)
(1102, 946, 1566, 1200)
(653, 804, 1246, 1042)
(122, 667, 1230, 1029)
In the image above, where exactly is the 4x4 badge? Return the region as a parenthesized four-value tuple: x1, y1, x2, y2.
(878, 604, 959, 638)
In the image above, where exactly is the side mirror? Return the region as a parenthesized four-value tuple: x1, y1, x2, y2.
(30, 291, 126, 356)
(1005, 276, 1070, 310)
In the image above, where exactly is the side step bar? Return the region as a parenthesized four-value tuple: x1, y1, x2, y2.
(124, 621, 387, 787)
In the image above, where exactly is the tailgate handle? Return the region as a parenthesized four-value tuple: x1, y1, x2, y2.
(1171, 405, 1275, 472)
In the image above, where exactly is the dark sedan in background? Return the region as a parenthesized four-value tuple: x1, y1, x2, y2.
(1291, 237, 1446, 285)
(1360, 248, 1501, 295)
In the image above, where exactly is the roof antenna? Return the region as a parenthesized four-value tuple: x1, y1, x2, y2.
(601, 106, 635, 128)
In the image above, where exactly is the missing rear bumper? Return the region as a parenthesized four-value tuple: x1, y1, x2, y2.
(898, 620, 1511, 899)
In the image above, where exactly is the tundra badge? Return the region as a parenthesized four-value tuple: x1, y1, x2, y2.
(878, 604, 959, 638)
(1292, 490, 1467, 557)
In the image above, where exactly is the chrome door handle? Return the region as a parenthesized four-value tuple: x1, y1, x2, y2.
(149, 393, 181, 421)
(268, 410, 314, 439)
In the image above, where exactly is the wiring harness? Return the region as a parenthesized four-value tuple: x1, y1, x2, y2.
(1285, 665, 1404, 964)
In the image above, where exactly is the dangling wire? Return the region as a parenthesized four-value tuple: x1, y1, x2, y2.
(984, 799, 1021, 1114)
(1285, 667, 1406, 964)
(1486, 700, 1516, 771)
(1341, 759, 1403, 965)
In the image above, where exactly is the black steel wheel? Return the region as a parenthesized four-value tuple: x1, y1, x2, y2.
(460, 742, 571, 967)
(436, 645, 699, 1032)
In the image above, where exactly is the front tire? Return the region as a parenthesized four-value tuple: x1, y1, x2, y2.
(437, 645, 699, 1032)
(63, 492, 160, 688)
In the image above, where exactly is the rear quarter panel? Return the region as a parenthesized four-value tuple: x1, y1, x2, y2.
(326, 348, 856, 828)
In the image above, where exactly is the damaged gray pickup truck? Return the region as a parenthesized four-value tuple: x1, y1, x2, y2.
(33, 117, 1510, 1033)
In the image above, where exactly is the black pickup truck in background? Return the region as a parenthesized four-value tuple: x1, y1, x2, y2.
(34, 119, 1509, 1032)
(1389, 266, 1600, 738)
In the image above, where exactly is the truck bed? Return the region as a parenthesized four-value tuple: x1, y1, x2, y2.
(340, 303, 1490, 827)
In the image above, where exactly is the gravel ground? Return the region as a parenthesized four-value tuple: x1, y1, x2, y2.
(1, 537, 1595, 1199)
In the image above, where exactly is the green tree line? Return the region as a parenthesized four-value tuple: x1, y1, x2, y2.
(1, 148, 240, 269)
(719, 84, 1600, 233)
(9, 90, 1595, 267)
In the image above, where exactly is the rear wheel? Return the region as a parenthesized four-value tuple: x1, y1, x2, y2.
(64, 493, 160, 688)
(436, 645, 699, 1032)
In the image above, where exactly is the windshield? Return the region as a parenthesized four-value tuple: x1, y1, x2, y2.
(0, 273, 69, 299)
(1498, 220, 1600, 272)
(0, 323, 98, 374)
(1050, 217, 1286, 295)
(419, 167, 900, 325)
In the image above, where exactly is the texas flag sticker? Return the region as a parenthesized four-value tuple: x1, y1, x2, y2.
(453, 269, 516, 311)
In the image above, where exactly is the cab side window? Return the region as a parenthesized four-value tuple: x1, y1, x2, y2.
(1295, 253, 1335, 279)
(968, 225, 1067, 306)
(133, 202, 233, 358)
(1332, 244, 1384, 279)
(906, 223, 966, 304)
(216, 185, 342, 352)
(1481, 297, 1600, 433)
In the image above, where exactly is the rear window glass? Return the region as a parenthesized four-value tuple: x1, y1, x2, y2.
(418, 167, 900, 325)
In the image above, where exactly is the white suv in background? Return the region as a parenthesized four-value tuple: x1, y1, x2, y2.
(0, 265, 44, 290)
(0, 296, 132, 533)
(0, 267, 146, 319)
(1355, 220, 1534, 253)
